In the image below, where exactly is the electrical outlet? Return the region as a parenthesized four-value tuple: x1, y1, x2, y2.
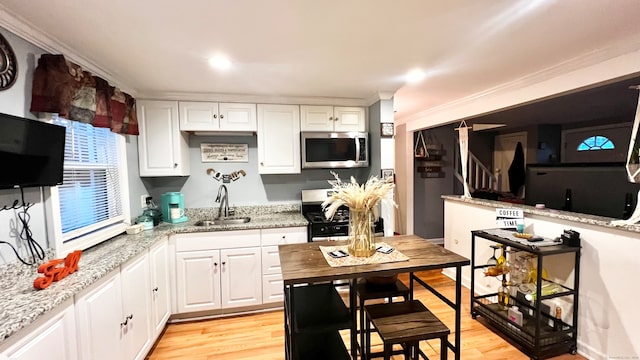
(140, 194, 150, 209)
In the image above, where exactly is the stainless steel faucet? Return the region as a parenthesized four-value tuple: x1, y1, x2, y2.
(215, 184, 230, 218)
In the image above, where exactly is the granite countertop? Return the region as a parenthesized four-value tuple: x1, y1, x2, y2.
(0, 204, 307, 346)
(442, 195, 640, 234)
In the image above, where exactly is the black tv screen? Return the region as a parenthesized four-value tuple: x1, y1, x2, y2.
(0, 112, 66, 189)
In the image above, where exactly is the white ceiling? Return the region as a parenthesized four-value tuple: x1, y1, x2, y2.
(2, 0, 640, 122)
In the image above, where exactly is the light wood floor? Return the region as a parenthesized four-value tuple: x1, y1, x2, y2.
(147, 270, 587, 360)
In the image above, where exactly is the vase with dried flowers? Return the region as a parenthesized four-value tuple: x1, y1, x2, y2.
(321, 172, 396, 257)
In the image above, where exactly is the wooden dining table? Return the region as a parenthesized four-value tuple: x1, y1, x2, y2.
(278, 234, 470, 360)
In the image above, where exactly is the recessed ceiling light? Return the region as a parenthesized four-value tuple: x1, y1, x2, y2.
(406, 69, 426, 83)
(208, 55, 232, 70)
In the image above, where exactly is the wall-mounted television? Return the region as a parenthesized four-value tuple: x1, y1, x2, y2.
(0, 112, 66, 189)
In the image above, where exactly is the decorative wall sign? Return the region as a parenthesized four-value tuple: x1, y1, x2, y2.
(201, 143, 249, 162)
(0, 33, 18, 90)
(381, 122, 394, 137)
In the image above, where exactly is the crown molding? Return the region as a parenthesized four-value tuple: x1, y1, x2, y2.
(137, 91, 370, 107)
(400, 34, 640, 130)
(0, 5, 137, 95)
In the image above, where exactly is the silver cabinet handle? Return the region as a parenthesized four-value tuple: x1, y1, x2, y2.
(220, 114, 224, 119)
(153, 287, 159, 292)
(174, 163, 178, 168)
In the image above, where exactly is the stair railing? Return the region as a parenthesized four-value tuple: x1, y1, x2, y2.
(454, 146, 501, 193)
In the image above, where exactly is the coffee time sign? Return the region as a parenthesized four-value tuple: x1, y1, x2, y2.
(496, 208, 524, 228)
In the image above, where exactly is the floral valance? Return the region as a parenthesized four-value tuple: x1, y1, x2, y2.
(30, 54, 139, 135)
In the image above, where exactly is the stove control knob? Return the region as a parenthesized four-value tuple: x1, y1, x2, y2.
(320, 227, 326, 233)
(334, 225, 341, 231)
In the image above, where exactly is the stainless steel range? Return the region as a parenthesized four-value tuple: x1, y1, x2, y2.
(301, 189, 384, 242)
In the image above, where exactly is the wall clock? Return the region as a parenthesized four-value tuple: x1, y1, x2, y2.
(0, 33, 18, 90)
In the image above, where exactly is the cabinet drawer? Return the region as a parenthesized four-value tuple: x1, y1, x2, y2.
(262, 273, 283, 303)
(174, 230, 260, 252)
(261, 246, 281, 275)
(261, 227, 307, 246)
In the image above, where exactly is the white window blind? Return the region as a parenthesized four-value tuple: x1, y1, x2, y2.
(47, 117, 129, 254)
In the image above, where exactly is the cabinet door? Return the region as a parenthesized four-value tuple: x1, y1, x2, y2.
(137, 100, 190, 176)
(300, 105, 334, 131)
(219, 103, 257, 131)
(220, 247, 262, 308)
(175, 250, 221, 313)
(75, 271, 123, 360)
(2, 303, 77, 360)
(179, 101, 219, 131)
(257, 104, 301, 174)
(120, 253, 152, 360)
(149, 238, 171, 339)
(262, 273, 284, 304)
(333, 106, 366, 132)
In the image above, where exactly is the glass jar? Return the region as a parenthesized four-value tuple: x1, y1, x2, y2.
(136, 214, 154, 230)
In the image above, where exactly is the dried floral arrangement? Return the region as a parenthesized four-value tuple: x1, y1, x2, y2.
(321, 171, 397, 220)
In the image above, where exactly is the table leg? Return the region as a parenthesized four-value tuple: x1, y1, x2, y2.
(350, 278, 358, 359)
(284, 284, 292, 360)
(455, 265, 462, 360)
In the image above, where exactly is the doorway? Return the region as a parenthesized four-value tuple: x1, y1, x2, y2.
(493, 132, 527, 193)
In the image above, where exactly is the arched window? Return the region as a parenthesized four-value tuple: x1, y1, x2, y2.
(577, 135, 615, 151)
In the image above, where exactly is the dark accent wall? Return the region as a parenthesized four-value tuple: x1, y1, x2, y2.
(413, 125, 456, 239)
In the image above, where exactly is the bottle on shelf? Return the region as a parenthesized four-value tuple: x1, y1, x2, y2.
(496, 244, 507, 273)
(562, 188, 573, 211)
(498, 278, 510, 310)
(554, 306, 563, 331)
(622, 192, 634, 220)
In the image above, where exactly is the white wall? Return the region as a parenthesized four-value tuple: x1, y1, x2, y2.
(443, 198, 640, 360)
(0, 27, 50, 265)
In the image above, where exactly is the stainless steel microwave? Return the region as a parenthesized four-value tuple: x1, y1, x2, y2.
(301, 132, 369, 169)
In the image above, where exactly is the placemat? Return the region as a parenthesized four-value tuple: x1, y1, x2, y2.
(319, 242, 410, 267)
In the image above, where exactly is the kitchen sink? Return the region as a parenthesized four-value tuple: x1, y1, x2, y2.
(194, 217, 251, 226)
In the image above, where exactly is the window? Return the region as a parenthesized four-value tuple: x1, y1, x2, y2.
(45, 116, 130, 256)
(577, 135, 615, 151)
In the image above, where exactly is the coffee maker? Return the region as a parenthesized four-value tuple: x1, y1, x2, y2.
(161, 192, 188, 223)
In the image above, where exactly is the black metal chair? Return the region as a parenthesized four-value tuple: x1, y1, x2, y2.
(364, 300, 450, 360)
(356, 278, 411, 359)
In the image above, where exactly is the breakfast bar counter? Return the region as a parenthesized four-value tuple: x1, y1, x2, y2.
(278, 235, 470, 359)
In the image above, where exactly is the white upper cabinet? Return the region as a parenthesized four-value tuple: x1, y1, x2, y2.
(137, 100, 190, 176)
(300, 105, 366, 132)
(179, 101, 256, 132)
(257, 104, 301, 174)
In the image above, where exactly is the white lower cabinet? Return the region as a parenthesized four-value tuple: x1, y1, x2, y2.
(174, 230, 262, 313)
(260, 227, 307, 303)
(149, 238, 171, 339)
(176, 249, 221, 312)
(75, 252, 152, 360)
(0, 301, 77, 360)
